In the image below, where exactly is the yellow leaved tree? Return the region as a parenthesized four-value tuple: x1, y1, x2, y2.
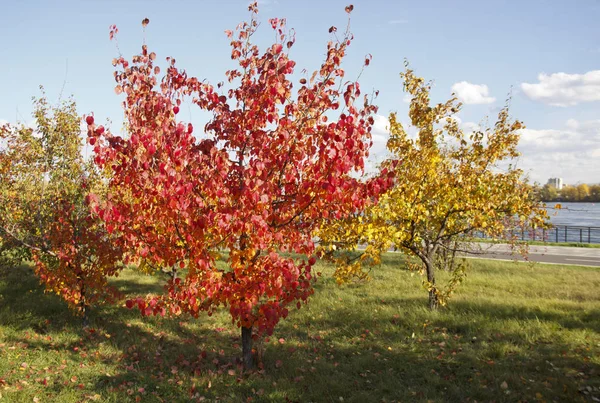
(0, 92, 124, 325)
(318, 65, 548, 309)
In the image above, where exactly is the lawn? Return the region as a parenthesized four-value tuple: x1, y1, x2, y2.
(0, 255, 599, 402)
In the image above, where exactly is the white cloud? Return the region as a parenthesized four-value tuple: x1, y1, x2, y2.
(369, 114, 391, 160)
(442, 115, 482, 134)
(520, 70, 600, 107)
(515, 119, 600, 184)
(565, 118, 579, 130)
(566, 119, 600, 135)
(448, 115, 461, 125)
(361, 114, 600, 184)
(451, 81, 496, 105)
(0, 118, 36, 130)
(462, 121, 481, 133)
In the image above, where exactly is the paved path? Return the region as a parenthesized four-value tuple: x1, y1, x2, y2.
(467, 243, 600, 267)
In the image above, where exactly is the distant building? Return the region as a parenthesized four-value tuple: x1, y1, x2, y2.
(547, 177, 563, 190)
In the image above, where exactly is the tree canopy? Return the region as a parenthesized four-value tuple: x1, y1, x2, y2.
(318, 65, 548, 309)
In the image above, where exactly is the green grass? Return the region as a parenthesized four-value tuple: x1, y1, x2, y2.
(1, 256, 599, 402)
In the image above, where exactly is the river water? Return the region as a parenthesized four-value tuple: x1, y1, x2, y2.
(540, 202, 600, 243)
(476, 203, 600, 244)
(544, 202, 600, 227)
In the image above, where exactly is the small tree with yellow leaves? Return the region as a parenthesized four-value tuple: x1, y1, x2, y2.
(0, 93, 124, 325)
(318, 64, 548, 309)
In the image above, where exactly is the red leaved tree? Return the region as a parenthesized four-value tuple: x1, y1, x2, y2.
(32, 190, 124, 325)
(87, 3, 390, 368)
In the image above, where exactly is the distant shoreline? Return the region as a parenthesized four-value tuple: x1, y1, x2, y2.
(542, 201, 598, 204)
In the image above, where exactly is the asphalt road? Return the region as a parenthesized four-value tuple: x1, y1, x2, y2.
(466, 243, 600, 267)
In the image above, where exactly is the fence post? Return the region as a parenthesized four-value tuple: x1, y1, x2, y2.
(565, 227, 568, 242)
(556, 227, 558, 243)
(580, 228, 583, 243)
(589, 227, 591, 244)
(542, 227, 546, 242)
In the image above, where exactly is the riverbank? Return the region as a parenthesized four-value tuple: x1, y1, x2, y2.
(471, 242, 600, 267)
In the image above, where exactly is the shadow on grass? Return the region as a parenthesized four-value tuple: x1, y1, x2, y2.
(0, 265, 242, 401)
(270, 299, 600, 402)
(1, 264, 598, 402)
(0, 264, 76, 332)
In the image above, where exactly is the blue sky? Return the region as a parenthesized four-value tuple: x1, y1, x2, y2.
(1, 0, 599, 184)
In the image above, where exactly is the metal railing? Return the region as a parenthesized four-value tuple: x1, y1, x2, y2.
(474, 225, 600, 244)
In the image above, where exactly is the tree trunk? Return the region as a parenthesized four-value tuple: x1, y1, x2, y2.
(81, 304, 89, 328)
(241, 326, 254, 370)
(80, 283, 89, 328)
(424, 260, 439, 310)
(428, 288, 439, 310)
(239, 232, 255, 370)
